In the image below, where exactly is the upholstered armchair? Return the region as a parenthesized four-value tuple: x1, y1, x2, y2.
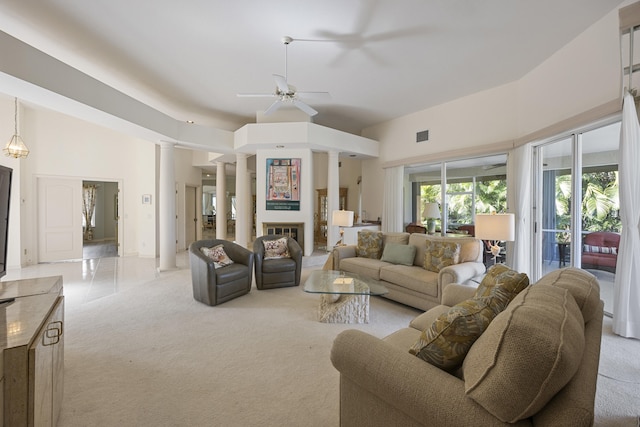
(253, 235, 303, 290)
(189, 239, 254, 306)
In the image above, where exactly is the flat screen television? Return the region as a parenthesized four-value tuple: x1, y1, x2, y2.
(0, 165, 12, 279)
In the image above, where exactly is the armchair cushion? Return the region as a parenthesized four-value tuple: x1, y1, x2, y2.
(200, 244, 234, 269)
(253, 235, 303, 289)
(424, 241, 460, 272)
(262, 236, 291, 259)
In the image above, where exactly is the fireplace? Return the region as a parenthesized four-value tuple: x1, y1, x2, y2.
(262, 222, 304, 249)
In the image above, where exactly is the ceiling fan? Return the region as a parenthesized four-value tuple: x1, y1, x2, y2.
(237, 36, 329, 116)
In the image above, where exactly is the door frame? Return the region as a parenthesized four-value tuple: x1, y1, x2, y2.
(36, 175, 124, 263)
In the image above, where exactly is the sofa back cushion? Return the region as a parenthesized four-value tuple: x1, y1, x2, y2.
(382, 232, 410, 246)
(583, 231, 620, 249)
(534, 267, 601, 323)
(462, 284, 585, 423)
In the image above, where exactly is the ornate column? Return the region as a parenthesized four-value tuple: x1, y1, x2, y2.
(216, 161, 227, 239)
(159, 141, 176, 271)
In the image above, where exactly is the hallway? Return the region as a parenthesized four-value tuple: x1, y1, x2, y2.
(83, 240, 118, 259)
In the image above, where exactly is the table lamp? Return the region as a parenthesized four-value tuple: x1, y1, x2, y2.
(332, 210, 354, 246)
(475, 212, 515, 264)
(422, 202, 440, 235)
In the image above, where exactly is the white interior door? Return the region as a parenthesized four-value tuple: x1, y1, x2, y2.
(38, 177, 83, 262)
(185, 185, 197, 249)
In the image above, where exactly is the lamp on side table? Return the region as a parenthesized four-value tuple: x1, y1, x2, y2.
(332, 210, 354, 246)
(475, 212, 515, 264)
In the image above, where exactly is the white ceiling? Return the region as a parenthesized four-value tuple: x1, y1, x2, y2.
(0, 0, 626, 136)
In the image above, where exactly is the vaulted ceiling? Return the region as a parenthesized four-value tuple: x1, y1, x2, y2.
(0, 0, 625, 136)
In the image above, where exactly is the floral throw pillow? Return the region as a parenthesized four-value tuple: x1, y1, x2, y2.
(357, 230, 383, 259)
(263, 237, 291, 260)
(474, 264, 529, 308)
(424, 241, 461, 272)
(200, 244, 234, 269)
(409, 296, 498, 371)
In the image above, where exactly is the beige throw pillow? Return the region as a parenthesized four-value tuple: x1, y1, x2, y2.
(263, 237, 291, 260)
(200, 244, 234, 269)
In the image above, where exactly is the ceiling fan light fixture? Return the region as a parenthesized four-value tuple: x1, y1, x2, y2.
(237, 37, 328, 117)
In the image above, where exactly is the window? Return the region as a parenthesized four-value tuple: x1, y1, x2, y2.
(409, 154, 508, 232)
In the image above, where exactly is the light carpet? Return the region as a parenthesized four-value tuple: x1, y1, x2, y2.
(54, 263, 639, 426)
(58, 266, 420, 426)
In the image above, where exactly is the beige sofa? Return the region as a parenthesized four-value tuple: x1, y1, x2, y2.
(332, 232, 486, 311)
(330, 267, 604, 426)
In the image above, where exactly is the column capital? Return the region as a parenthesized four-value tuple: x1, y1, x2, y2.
(159, 140, 176, 149)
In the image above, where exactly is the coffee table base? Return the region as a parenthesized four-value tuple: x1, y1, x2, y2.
(318, 293, 369, 323)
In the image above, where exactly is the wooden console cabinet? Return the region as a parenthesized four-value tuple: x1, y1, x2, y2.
(1, 276, 64, 427)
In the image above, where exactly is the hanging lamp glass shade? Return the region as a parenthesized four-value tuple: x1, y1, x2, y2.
(4, 97, 29, 159)
(4, 134, 30, 158)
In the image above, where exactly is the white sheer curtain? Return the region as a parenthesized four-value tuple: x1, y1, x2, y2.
(382, 166, 404, 233)
(613, 91, 640, 339)
(506, 144, 532, 276)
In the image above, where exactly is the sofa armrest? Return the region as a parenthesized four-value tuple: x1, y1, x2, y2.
(441, 283, 478, 306)
(439, 262, 486, 292)
(332, 245, 357, 269)
(330, 330, 512, 426)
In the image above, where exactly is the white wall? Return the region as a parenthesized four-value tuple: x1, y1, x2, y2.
(16, 103, 157, 262)
(312, 152, 362, 220)
(360, 4, 625, 226)
(174, 146, 204, 251)
(256, 148, 314, 255)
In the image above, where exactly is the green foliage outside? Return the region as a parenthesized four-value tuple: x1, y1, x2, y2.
(420, 178, 507, 227)
(420, 170, 619, 235)
(555, 171, 620, 237)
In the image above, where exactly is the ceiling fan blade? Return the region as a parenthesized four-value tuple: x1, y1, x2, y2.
(293, 99, 318, 116)
(273, 74, 290, 93)
(296, 91, 330, 99)
(264, 99, 283, 115)
(237, 93, 276, 98)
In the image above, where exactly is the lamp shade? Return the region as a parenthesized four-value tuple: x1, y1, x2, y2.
(332, 210, 354, 227)
(475, 213, 515, 241)
(422, 202, 440, 219)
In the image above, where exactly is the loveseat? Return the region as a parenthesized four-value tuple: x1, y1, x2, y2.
(581, 231, 620, 273)
(332, 231, 485, 311)
(330, 267, 603, 426)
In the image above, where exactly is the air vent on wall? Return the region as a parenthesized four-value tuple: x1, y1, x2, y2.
(416, 130, 429, 143)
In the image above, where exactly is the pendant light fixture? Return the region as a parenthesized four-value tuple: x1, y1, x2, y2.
(4, 97, 29, 159)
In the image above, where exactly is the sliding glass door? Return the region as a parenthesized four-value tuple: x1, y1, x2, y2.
(533, 121, 620, 313)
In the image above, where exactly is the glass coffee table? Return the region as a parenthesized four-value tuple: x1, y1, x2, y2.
(303, 270, 388, 323)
